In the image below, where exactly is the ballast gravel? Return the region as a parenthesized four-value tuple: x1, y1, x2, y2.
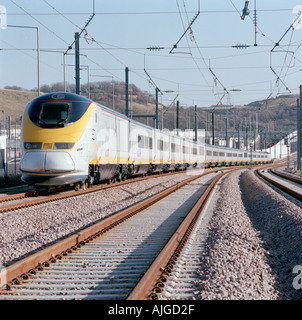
(0, 172, 196, 268)
(196, 169, 302, 300)
(1, 168, 302, 300)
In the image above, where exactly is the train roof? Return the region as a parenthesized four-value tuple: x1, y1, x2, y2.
(29, 92, 92, 103)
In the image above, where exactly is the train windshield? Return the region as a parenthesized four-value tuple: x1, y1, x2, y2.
(39, 102, 70, 126)
(27, 94, 91, 128)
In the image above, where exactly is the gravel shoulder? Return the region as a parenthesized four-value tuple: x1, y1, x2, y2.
(196, 169, 302, 300)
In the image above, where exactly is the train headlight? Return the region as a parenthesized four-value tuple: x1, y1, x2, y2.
(24, 142, 42, 150)
(53, 142, 75, 150)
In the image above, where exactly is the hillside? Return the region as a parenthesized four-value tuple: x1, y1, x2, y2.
(0, 89, 39, 121)
(202, 94, 299, 134)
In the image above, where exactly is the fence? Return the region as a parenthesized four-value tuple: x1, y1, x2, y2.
(0, 125, 22, 187)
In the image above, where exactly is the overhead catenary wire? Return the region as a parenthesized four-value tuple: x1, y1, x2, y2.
(63, 12, 95, 55)
(42, 0, 127, 81)
(9, 0, 120, 81)
(43, 0, 161, 91)
(9, 0, 70, 46)
(42, 2, 165, 105)
(177, 0, 229, 105)
(267, 13, 302, 99)
(3, 1, 301, 109)
(6, 8, 296, 17)
(229, 0, 299, 101)
(43, 0, 161, 89)
(173, 1, 215, 101)
(170, 0, 200, 54)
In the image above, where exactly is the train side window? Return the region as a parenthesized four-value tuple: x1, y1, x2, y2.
(149, 137, 153, 149)
(172, 143, 180, 153)
(138, 135, 144, 148)
(144, 136, 148, 149)
(163, 141, 169, 151)
(171, 143, 175, 153)
(157, 139, 164, 151)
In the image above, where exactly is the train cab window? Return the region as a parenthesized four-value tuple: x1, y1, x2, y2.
(27, 93, 92, 128)
(39, 103, 70, 126)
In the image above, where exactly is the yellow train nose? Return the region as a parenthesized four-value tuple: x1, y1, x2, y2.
(21, 151, 75, 173)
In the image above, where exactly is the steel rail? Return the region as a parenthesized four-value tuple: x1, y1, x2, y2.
(270, 168, 302, 185)
(257, 168, 302, 201)
(0, 168, 222, 291)
(0, 165, 256, 214)
(0, 191, 35, 203)
(0, 170, 188, 214)
(127, 169, 234, 300)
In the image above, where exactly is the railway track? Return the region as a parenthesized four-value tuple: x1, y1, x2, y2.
(0, 166, 251, 215)
(154, 164, 302, 301)
(154, 180, 219, 300)
(0, 168, 235, 300)
(270, 168, 302, 185)
(0, 170, 189, 214)
(130, 176, 221, 301)
(257, 167, 302, 201)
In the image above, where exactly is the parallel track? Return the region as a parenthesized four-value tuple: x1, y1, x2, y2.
(257, 167, 302, 201)
(0, 168, 235, 300)
(0, 166, 256, 214)
(128, 170, 231, 300)
(0, 170, 186, 214)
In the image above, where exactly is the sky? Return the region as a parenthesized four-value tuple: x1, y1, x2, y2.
(0, 0, 301, 108)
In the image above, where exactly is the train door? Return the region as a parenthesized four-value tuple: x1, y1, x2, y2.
(116, 118, 129, 164)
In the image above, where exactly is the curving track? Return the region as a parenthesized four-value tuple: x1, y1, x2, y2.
(257, 167, 302, 201)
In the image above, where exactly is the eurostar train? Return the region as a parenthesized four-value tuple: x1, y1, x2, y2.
(20, 92, 271, 190)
